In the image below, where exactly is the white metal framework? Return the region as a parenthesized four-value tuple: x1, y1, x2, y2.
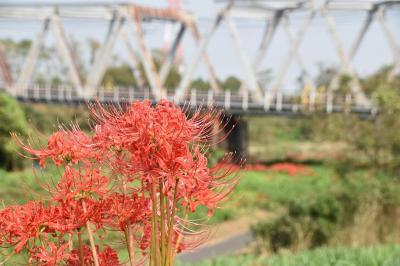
(176, 0, 400, 106)
(0, 1, 399, 107)
(0, 2, 220, 100)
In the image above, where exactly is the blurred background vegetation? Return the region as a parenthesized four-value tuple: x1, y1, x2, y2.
(1, 38, 400, 264)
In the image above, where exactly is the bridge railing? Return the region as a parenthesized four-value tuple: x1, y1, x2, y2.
(2, 85, 375, 115)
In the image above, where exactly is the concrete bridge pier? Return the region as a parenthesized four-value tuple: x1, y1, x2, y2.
(225, 115, 248, 164)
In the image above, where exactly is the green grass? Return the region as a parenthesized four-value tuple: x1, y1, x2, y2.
(180, 245, 400, 266)
(0, 167, 50, 204)
(247, 117, 311, 143)
(187, 165, 333, 223)
(240, 166, 332, 205)
(246, 116, 318, 162)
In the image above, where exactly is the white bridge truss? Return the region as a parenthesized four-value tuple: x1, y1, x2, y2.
(0, 0, 399, 110)
(179, 0, 400, 106)
(0, 1, 220, 100)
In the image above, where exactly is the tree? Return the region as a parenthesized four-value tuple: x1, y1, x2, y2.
(0, 93, 29, 170)
(315, 63, 337, 88)
(190, 78, 210, 91)
(311, 66, 400, 178)
(102, 65, 137, 88)
(222, 76, 241, 91)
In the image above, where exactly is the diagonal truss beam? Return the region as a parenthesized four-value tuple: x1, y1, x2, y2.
(253, 10, 283, 71)
(121, 27, 146, 88)
(176, 3, 264, 102)
(129, 8, 164, 100)
(175, 7, 228, 101)
(51, 13, 85, 95)
(17, 17, 50, 94)
(0, 44, 13, 90)
(159, 23, 186, 85)
(282, 13, 316, 93)
(269, 7, 317, 100)
(320, 3, 370, 106)
(126, 5, 220, 100)
(238, 10, 283, 93)
(186, 23, 221, 92)
(225, 12, 263, 100)
(377, 6, 400, 81)
(86, 12, 125, 94)
(326, 7, 376, 93)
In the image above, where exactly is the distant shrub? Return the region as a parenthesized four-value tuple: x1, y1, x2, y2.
(0, 93, 29, 170)
(251, 177, 400, 253)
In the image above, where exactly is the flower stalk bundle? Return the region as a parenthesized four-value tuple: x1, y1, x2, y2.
(1, 100, 238, 265)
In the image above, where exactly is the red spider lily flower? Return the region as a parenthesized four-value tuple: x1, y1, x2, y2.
(5, 99, 239, 266)
(269, 162, 312, 176)
(88, 100, 238, 242)
(66, 245, 120, 266)
(50, 199, 104, 233)
(13, 130, 96, 167)
(0, 202, 59, 253)
(30, 242, 70, 266)
(89, 100, 227, 179)
(51, 166, 109, 202)
(135, 223, 151, 251)
(173, 148, 238, 215)
(100, 193, 151, 231)
(89, 100, 234, 181)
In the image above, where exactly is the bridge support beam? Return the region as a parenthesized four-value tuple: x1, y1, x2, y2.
(377, 6, 400, 82)
(226, 115, 248, 164)
(321, 4, 370, 106)
(269, 8, 317, 102)
(17, 18, 50, 94)
(0, 44, 13, 91)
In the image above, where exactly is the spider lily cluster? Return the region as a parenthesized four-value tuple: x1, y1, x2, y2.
(2, 100, 238, 266)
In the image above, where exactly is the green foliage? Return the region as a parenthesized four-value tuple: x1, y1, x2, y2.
(251, 176, 400, 253)
(206, 146, 225, 167)
(163, 65, 181, 91)
(310, 68, 400, 177)
(315, 64, 336, 88)
(179, 245, 400, 266)
(187, 165, 332, 224)
(362, 66, 400, 95)
(102, 64, 137, 87)
(0, 167, 53, 204)
(0, 93, 29, 170)
(244, 167, 331, 208)
(248, 116, 313, 143)
(190, 78, 211, 91)
(100, 55, 182, 90)
(22, 103, 90, 133)
(247, 116, 315, 163)
(221, 76, 241, 91)
(0, 38, 31, 54)
(267, 245, 400, 266)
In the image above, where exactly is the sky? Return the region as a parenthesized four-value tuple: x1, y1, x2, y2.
(0, 0, 399, 91)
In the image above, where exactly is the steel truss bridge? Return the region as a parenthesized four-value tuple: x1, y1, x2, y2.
(11, 85, 375, 116)
(0, 0, 399, 114)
